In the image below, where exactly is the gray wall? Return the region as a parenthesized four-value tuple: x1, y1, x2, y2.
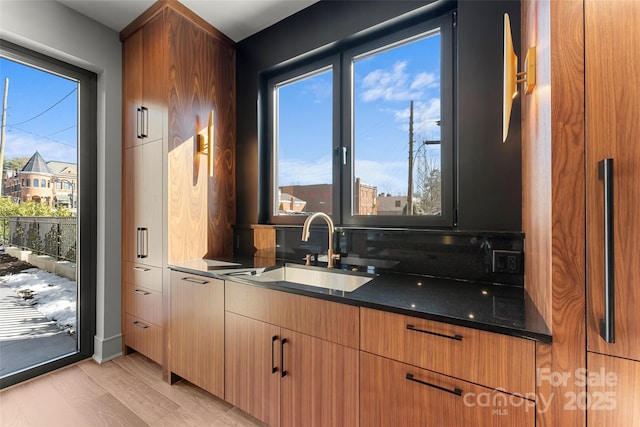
(237, 0, 522, 231)
(0, 1, 123, 362)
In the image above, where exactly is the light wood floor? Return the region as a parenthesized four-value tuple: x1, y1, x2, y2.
(0, 352, 268, 427)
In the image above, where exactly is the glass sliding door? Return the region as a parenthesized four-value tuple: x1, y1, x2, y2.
(0, 40, 96, 388)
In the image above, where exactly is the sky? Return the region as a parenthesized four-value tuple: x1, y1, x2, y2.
(0, 57, 78, 167)
(277, 29, 442, 197)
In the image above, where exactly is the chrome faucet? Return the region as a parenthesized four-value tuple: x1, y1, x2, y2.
(301, 212, 340, 268)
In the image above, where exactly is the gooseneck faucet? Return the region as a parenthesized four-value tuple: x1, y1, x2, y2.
(301, 212, 340, 268)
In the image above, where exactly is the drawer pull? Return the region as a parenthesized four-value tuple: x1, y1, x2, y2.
(133, 289, 150, 296)
(181, 277, 209, 285)
(406, 373, 462, 396)
(406, 324, 463, 341)
(271, 335, 279, 374)
(132, 266, 151, 272)
(133, 321, 149, 329)
(281, 338, 288, 378)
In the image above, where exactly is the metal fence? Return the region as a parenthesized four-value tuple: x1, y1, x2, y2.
(0, 216, 76, 262)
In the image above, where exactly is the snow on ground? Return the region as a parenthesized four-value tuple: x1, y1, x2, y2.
(0, 268, 76, 334)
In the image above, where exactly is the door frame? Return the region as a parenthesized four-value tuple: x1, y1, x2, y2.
(0, 39, 97, 389)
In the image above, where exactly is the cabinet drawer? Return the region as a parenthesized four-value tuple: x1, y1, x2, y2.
(225, 281, 359, 348)
(360, 352, 534, 427)
(123, 261, 162, 293)
(124, 313, 163, 364)
(123, 281, 162, 325)
(360, 308, 535, 395)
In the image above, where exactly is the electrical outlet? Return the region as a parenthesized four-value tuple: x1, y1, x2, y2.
(492, 250, 523, 274)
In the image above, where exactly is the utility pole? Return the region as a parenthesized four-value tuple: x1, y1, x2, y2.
(406, 100, 414, 215)
(0, 78, 8, 196)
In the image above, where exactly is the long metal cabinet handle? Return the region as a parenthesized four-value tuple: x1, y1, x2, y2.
(406, 324, 463, 341)
(406, 373, 462, 396)
(132, 266, 151, 272)
(281, 338, 288, 377)
(598, 158, 615, 343)
(271, 336, 278, 373)
(136, 107, 143, 139)
(140, 106, 148, 138)
(136, 227, 142, 258)
(133, 289, 150, 296)
(138, 227, 148, 259)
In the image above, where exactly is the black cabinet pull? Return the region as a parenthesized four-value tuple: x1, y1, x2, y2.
(136, 107, 143, 139)
(139, 227, 148, 259)
(406, 373, 462, 396)
(140, 106, 148, 138)
(406, 324, 462, 341)
(271, 335, 278, 373)
(136, 227, 142, 258)
(281, 338, 288, 378)
(598, 158, 615, 343)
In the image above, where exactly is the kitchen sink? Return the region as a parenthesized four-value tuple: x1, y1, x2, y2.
(234, 263, 374, 292)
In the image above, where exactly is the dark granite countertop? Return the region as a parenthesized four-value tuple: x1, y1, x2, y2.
(169, 257, 551, 343)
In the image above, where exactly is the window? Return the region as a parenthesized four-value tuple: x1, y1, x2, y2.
(25, 179, 30, 187)
(268, 57, 339, 222)
(267, 11, 454, 227)
(33, 179, 39, 187)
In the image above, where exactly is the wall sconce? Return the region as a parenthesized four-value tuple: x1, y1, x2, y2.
(503, 13, 536, 142)
(198, 110, 215, 177)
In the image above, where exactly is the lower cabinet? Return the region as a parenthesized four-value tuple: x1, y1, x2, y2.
(360, 352, 534, 427)
(225, 312, 281, 427)
(225, 282, 359, 427)
(169, 271, 224, 398)
(587, 352, 640, 426)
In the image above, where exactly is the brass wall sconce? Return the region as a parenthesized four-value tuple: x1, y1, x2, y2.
(503, 13, 536, 142)
(198, 110, 215, 177)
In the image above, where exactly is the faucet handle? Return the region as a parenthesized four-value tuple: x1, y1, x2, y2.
(305, 254, 312, 266)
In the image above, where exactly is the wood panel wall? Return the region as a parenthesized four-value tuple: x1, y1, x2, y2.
(521, 0, 586, 426)
(167, 7, 236, 263)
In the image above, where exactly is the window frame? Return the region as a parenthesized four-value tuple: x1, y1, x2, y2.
(342, 13, 455, 227)
(264, 10, 456, 228)
(266, 55, 341, 225)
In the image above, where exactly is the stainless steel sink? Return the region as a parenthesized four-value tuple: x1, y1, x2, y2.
(246, 264, 374, 292)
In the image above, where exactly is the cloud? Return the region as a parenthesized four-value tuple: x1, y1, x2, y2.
(278, 156, 409, 196)
(361, 61, 439, 103)
(392, 99, 441, 140)
(410, 72, 438, 90)
(3, 132, 77, 164)
(278, 156, 333, 186)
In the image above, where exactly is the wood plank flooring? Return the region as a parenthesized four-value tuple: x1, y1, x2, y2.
(0, 352, 268, 427)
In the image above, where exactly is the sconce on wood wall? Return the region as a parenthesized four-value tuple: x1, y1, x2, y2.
(503, 13, 536, 142)
(198, 110, 215, 177)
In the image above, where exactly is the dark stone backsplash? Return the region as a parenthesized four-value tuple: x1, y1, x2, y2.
(273, 226, 524, 287)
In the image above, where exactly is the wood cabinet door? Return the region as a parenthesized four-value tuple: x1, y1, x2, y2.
(139, 139, 163, 267)
(169, 272, 224, 397)
(587, 352, 640, 426)
(140, 12, 164, 143)
(360, 352, 533, 427)
(280, 329, 359, 427)
(122, 144, 140, 263)
(225, 312, 280, 427)
(586, 0, 640, 361)
(123, 28, 143, 150)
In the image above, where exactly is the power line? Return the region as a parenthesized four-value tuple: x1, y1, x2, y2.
(7, 125, 77, 148)
(9, 87, 77, 127)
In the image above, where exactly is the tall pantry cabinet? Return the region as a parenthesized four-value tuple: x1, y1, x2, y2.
(120, 1, 236, 375)
(585, 0, 640, 425)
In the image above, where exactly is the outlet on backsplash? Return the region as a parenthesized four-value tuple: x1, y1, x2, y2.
(492, 250, 524, 275)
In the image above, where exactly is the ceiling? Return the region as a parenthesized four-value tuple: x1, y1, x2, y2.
(57, 0, 319, 42)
